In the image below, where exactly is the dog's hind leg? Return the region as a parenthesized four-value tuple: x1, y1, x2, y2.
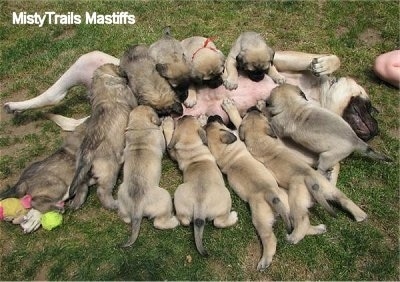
(92, 159, 120, 210)
(148, 187, 179, 229)
(213, 210, 238, 228)
(248, 198, 277, 271)
(4, 51, 119, 113)
(319, 178, 367, 222)
(286, 183, 326, 244)
(69, 183, 89, 210)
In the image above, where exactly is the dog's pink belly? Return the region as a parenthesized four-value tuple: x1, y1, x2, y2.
(183, 75, 278, 122)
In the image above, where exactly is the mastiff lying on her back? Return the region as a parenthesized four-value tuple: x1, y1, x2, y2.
(4, 45, 380, 143)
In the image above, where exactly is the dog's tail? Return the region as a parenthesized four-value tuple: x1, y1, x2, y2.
(304, 173, 337, 217)
(0, 185, 20, 200)
(264, 192, 292, 233)
(68, 112, 106, 198)
(357, 141, 392, 163)
(193, 206, 208, 256)
(122, 216, 143, 248)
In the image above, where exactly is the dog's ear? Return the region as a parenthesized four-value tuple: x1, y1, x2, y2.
(238, 125, 245, 141)
(265, 125, 277, 138)
(151, 114, 162, 126)
(219, 129, 237, 144)
(156, 63, 169, 77)
(198, 127, 208, 145)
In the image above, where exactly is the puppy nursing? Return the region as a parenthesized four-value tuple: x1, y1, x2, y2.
(181, 36, 225, 107)
(205, 115, 290, 271)
(162, 116, 237, 256)
(223, 31, 285, 90)
(266, 83, 391, 177)
(117, 105, 179, 247)
(222, 100, 367, 244)
(68, 64, 137, 210)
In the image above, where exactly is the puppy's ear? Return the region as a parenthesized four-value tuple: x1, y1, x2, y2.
(156, 63, 169, 77)
(220, 129, 237, 144)
(198, 127, 208, 145)
(151, 115, 162, 126)
(238, 125, 245, 141)
(265, 125, 277, 138)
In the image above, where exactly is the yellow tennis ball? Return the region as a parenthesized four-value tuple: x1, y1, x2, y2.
(41, 211, 63, 231)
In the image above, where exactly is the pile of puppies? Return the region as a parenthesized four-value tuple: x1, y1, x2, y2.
(1, 28, 391, 271)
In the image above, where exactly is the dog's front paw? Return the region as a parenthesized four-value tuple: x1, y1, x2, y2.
(257, 257, 272, 272)
(221, 98, 236, 112)
(223, 78, 238, 90)
(310, 55, 340, 76)
(184, 96, 197, 108)
(161, 116, 174, 132)
(271, 74, 286, 85)
(197, 114, 208, 126)
(21, 209, 42, 233)
(286, 233, 302, 245)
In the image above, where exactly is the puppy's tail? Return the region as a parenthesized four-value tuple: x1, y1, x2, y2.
(122, 216, 142, 248)
(0, 185, 19, 200)
(163, 26, 172, 37)
(304, 173, 337, 217)
(193, 207, 208, 256)
(264, 193, 292, 233)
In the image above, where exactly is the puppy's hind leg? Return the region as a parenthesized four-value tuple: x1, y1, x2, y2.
(248, 198, 277, 271)
(286, 183, 326, 244)
(213, 211, 238, 228)
(147, 187, 179, 229)
(319, 179, 367, 222)
(92, 159, 119, 210)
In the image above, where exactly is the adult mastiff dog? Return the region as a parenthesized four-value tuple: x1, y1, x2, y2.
(4, 48, 379, 142)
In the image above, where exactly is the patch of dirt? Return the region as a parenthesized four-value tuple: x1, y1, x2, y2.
(336, 26, 349, 37)
(358, 28, 382, 46)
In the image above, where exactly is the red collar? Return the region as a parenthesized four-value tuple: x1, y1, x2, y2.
(191, 37, 218, 61)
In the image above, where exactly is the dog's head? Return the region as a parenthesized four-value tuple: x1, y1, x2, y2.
(321, 77, 379, 141)
(191, 49, 225, 89)
(156, 61, 191, 101)
(127, 105, 161, 131)
(205, 115, 238, 158)
(236, 46, 274, 82)
(168, 115, 207, 150)
(266, 83, 306, 115)
(239, 107, 276, 142)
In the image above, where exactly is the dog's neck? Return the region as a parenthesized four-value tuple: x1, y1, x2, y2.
(191, 37, 218, 61)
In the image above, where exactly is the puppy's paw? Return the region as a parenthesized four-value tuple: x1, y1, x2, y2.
(161, 116, 174, 131)
(257, 257, 271, 272)
(286, 233, 302, 245)
(310, 55, 340, 76)
(271, 74, 286, 85)
(223, 78, 238, 90)
(197, 114, 208, 126)
(354, 210, 368, 222)
(184, 96, 197, 108)
(21, 209, 42, 233)
(221, 98, 236, 112)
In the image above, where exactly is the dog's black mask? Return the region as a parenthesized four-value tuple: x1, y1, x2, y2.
(156, 102, 183, 118)
(246, 106, 261, 113)
(204, 76, 224, 89)
(172, 80, 190, 103)
(245, 69, 265, 82)
(207, 115, 224, 124)
(342, 96, 379, 141)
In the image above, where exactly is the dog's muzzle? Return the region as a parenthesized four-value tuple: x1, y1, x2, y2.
(246, 69, 265, 82)
(342, 96, 379, 141)
(207, 115, 224, 124)
(204, 76, 224, 89)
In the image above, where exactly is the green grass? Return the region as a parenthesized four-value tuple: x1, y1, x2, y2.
(0, 0, 399, 280)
